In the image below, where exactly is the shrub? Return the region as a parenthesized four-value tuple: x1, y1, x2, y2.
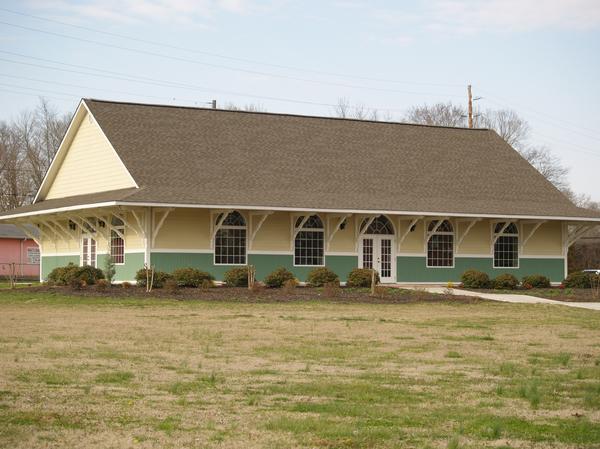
(460, 269, 491, 289)
(164, 278, 179, 293)
(282, 278, 298, 294)
(96, 279, 110, 291)
(201, 279, 213, 290)
(493, 273, 519, 290)
(323, 281, 341, 297)
(563, 271, 592, 289)
(346, 268, 380, 288)
(73, 265, 105, 285)
(69, 277, 85, 290)
(103, 255, 116, 284)
(223, 267, 249, 287)
(522, 274, 551, 289)
(264, 267, 295, 288)
(47, 263, 104, 285)
(47, 263, 79, 285)
(121, 281, 132, 289)
(172, 268, 214, 288)
(135, 269, 172, 288)
(307, 267, 339, 287)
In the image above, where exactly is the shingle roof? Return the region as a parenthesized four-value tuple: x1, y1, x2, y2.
(0, 224, 39, 239)
(2, 98, 600, 220)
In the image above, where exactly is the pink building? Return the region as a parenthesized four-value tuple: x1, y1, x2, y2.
(0, 224, 40, 280)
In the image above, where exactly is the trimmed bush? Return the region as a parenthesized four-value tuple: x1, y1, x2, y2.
(164, 278, 179, 293)
(73, 265, 105, 285)
(460, 269, 491, 289)
(346, 268, 380, 288)
(264, 267, 295, 288)
(522, 274, 551, 289)
(135, 269, 172, 288)
(493, 273, 519, 290)
(172, 268, 214, 288)
(47, 263, 104, 285)
(96, 279, 110, 291)
(223, 267, 249, 287)
(307, 267, 339, 287)
(563, 271, 592, 288)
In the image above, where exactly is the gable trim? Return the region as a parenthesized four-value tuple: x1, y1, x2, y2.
(33, 99, 138, 203)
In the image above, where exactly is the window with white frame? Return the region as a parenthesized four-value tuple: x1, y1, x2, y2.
(81, 218, 97, 267)
(214, 211, 247, 265)
(111, 217, 125, 264)
(427, 220, 454, 267)
(294, 215, 324, 266)
(493, 222, 519, 268)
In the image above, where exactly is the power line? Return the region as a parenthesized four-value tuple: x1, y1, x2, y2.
(0, 20, 465, 98)
(0, 53, 412, 113)
(0, 6, 463, 89)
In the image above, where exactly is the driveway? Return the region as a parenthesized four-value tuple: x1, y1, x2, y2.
(401, 286, 600, 311)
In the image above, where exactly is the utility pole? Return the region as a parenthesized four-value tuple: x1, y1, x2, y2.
(211, 99, 217, 109)
(467, 84, 473, 129)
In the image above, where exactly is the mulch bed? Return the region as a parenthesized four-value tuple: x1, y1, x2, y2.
(2, 284, 484, 304)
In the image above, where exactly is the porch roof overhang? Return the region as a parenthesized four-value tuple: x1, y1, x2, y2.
(2, 188, 600, 224)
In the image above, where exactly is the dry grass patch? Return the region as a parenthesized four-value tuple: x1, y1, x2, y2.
(0, 290, 599, 448)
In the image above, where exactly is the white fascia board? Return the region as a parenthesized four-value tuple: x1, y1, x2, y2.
(114, 201, 600, 223)
(33, 99, 138, 203)
(0, 202, 119, 220)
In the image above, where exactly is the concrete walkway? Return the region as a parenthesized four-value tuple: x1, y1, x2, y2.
(401, 286, 600, 311)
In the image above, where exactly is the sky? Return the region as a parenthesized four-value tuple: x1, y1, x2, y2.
(0, 0, 599, 200)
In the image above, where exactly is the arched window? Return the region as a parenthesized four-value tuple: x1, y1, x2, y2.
(360, 215, 395, 235)
(215, 211, 247, 265)
(294, 215, 324, 266)
(427, 220, 454, 267)
(110, 217, 125, 264)
(493, 222, 519, 268)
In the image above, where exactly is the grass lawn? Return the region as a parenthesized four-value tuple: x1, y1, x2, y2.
(0, 291, 599, 448)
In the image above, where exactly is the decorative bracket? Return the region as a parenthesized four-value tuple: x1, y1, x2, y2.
(398, 216, 423, 246)
(249, 211, 273, 249)
(211, 209, 233, 249)
(152, 208, 174, 247)
(567, 224, 595, 248)
(521, 220, 546, 247)
(326, 214, 351, 250)
(456, 218, 481, 250)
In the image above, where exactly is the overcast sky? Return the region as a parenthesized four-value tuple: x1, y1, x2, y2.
(0, 0, 599, 200)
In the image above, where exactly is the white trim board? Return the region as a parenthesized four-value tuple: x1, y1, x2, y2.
(3, 200, 600, 223)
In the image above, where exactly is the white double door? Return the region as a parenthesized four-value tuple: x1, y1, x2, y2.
(360, 236, 395, 283)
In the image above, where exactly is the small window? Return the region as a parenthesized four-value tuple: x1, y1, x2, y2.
(294, 215, 324, 266)
(214, 211, 247, 265)
(81, 236, 96, 267)
(493, 222, 519, 268)
(427, 220, 454, 267)
(111, 217, 125, 264)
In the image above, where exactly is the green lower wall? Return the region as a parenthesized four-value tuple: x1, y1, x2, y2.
(397, 256, 565, 283)
(41, 252, 565, 284)
(97, 253, 145, 281)
(41, 255, 79, 279)
(150, 252, 357, 282)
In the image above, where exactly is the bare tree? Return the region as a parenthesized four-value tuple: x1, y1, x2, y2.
(222, 102, 267, 112)
(0, 98, 69, 211)
(332, 97, 381, 121)
(519, 145, 570, 191)
(476, 108, 530, 149)
(404, 102, 466, 127)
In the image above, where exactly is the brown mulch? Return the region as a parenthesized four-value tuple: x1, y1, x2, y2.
(3, 284, 484, 304)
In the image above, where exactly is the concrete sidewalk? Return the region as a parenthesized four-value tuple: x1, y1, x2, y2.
(401, 286, 600, 311)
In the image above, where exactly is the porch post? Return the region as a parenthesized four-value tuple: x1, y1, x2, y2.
(144, 207, 152, 266)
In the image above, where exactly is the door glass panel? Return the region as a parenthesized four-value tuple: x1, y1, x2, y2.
(362, 238, 373, 269)
(380, 239, 391, 278)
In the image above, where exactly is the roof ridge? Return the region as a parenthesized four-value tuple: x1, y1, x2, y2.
(84, 98, 490, 132)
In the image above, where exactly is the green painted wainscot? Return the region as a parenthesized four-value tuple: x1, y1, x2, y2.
(396, 256, 565, 283)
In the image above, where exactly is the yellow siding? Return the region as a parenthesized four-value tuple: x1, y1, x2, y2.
(398, 220, 425, 253)
(328, 215, 356, 253)
(522, 221, 563, 256)
(45, 111, 135, 199)
(251, 212, 290, 251)
(457, 220, 491, 255)
(154, 208, 211, 250)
